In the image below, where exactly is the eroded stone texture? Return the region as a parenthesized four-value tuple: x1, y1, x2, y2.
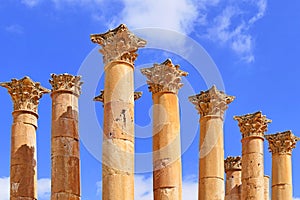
(94, 90, 142, 103)
(90, 24, 146, 65)
(225, 156, 242, 200)
(92, 24, 146, 200)
(189, 86, 234, 200)
(0, 77, 49, 200)
(50, 74, 82, 200)
(234, 111, 271, 200)
(265, 131, 299, 200)
(141, 59, 186, 200)
(264, 175, 270, 200)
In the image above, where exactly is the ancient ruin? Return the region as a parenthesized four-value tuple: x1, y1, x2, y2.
(141, 59, 187, 200)
(1, 24, 299, 200)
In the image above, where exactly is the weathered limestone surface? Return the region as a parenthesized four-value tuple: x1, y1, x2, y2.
(50, 73, 82, 200)
(91, 24, 146, 200)
(189, 86, 234, 200)
(264, 175, 270, 200)
(225, 156, 242, 200)
(0, 77, 49, 200)
(141, 59, 187, 200)
(234, 111, 271, 200)
(265, 131, 299, 200)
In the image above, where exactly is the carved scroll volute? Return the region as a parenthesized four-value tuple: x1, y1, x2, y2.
(140, 59, 188, 94)
(49, 73, 83, 96)
(189, 86, 235, 118)
(90, 24, 147, 65)
(224, 156, 242, 172)
(0, 76, 50, 114)
(265, 131, 300, 155)
(234, 111, 272, 138)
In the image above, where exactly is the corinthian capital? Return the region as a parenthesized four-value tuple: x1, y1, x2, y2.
(0, 76, 50, 114)
(234, 111, 271, 138)
(90, 24, 147, 65)
(188, 86, 235, 117)
(49, 73, 83, 96)
(224, 156, 241, 172)
(265, 131, 299, 155)
(140, 59, 188, 94)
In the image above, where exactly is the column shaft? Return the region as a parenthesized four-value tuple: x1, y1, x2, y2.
(10, 111, 38, 200)
(0, 76, 49, 200)
(102, 62, 135, 200)
(264, 175, 270, 200)
(91, 24, 146, 200)
(272, 154, 292, 199)
(51, 92, 80, 199)
(225, 156, 242, 200)
(153, 93, 182, 199)
(241, 136, 264, 199)
(234, 111, 271, 200)
(199, 116, 224, 200)
(265, 130, 299, 200)
(189, 86, 235, 200)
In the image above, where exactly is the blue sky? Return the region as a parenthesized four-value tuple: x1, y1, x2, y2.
(0, 0, 300, 199)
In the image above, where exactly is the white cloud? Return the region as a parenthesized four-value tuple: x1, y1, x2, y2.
(0, 177, 9, 200)
(0, 177, 50, 200)
(201, 0, 267, 63)
(116, 0, 198, 34)
(96, 174, 198, 199)
(17, 0, 267, 63)
(293, 198, 300, 200)
(5, 24, 24, 34)
(38, 178, 51, 200)
(21, 0, 40, 7)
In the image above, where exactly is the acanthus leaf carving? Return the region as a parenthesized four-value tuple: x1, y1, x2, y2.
(188, 85, 235, 118)
(234, 111, 271, 138)
(90, 24, 147, 65)
(265, 130, 299, 155)
(224, 156, 241, 172)
(0, 76, 50, 114)
(140, 59, 188, 94)
(49, 73, 83, 96)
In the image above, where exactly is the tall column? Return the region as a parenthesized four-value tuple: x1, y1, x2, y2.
(189, 86, 235, 200)
(141, 59, 187, 200)
(0, 77, 49, 200)
(265, 130, 299, 200)
(264, 175, 270, 200)
(234, 111, 271, 200)
(91, 24, 146, 200)
(49, 74, 83, 200)
(224, 156, 242, 200)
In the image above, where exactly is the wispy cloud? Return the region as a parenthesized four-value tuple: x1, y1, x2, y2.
(201, 0, 267, 63)
(17, 0, 267, 63)
(5, 24, 24, 34)
(0, 177, 51, 200)
(21, 0, 40, 7)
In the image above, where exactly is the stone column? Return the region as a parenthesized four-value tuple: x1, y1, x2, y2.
(141, 59, 187, 200)
(91, 24, 146, 200)
(189, 86, 235, 200)
(49, 74, 83, 200)
(264, 175, 270, 200)
(265, 130, 299, 200)
(0, 77, 49, 200)
(224, 156, 242, 200)
(234, 111, 271, 200)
